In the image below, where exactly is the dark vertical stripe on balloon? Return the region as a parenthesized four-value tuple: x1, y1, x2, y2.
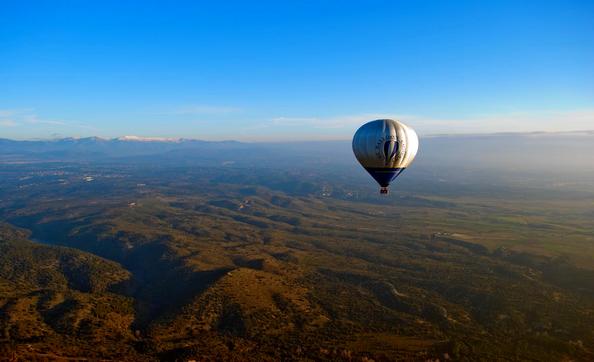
(391, 141, 399, 161)
(383, 141, 391, 165)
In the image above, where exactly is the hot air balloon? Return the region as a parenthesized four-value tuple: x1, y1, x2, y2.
(352, 119, 418, 194)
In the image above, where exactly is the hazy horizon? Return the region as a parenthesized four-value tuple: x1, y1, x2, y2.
(3, 128, 594, 143)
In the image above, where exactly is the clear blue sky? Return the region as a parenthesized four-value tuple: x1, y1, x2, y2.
(1, 0, 593, 140)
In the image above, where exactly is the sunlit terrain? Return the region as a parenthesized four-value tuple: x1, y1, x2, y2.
(1, 134, 593, 360)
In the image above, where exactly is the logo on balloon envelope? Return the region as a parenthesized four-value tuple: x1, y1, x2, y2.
(374, 136, 399, 166)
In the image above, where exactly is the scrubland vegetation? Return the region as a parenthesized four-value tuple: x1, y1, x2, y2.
(1, 135, 593, 360)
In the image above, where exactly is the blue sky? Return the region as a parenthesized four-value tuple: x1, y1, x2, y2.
(1, 0, 593, 140)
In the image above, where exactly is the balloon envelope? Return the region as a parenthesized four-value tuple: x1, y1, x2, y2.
(352, 119, 418, 192)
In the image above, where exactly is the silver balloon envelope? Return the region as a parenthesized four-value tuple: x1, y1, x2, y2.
(352, 119, 418, 194)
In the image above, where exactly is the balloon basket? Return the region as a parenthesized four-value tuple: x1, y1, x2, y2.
(380, 187, 389, 195)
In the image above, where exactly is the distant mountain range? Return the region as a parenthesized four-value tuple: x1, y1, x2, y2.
(0, 136, 248, 161)
(0, 136, 240, 146)
(3, 129, 594, 144)
(2, 132, 594, 177)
